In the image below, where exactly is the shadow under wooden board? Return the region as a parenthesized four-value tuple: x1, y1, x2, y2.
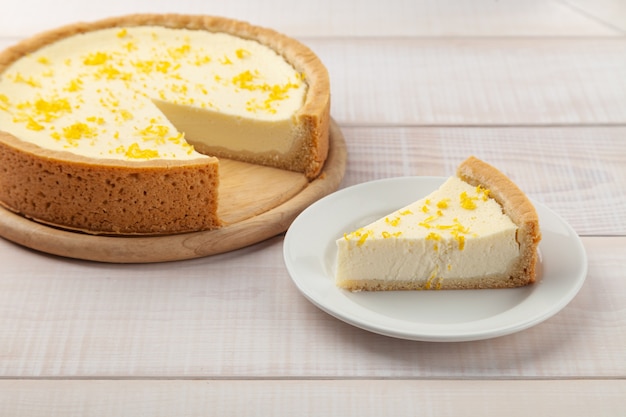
(0, 121, 347, 263)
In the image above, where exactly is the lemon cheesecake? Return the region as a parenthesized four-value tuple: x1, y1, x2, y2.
(336, 157, 541, 291)
(0, 14, 330, 234)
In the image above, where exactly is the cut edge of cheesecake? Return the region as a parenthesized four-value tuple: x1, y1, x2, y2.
(0, 14, 331, 235)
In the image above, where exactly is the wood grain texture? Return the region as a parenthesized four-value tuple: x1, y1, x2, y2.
(0, 122, 345, 263)
(312, 38, 626, 125)
(0, 236, 623, 378)
(564, 0, 626, 33)
(0, 0, 620, 38)
(0, 1, 625, 413)
(0, 379, 624, 417)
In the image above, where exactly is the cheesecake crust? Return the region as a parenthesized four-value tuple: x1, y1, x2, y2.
(457, 156, 541, 286)
(0, 131, 220, 235)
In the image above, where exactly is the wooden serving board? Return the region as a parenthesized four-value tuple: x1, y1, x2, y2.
(0, 121, 346, 263)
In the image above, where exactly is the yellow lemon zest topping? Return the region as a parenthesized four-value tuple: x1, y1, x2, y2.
(424, 267, 440, 290)
(344, 228, 376, 246)
(236, 48, 251, 59)
(123, 41, 138, 52)
(231, 70, 301, 114)
(10, 97, 73, 128)
(0, 94, 9, 111)
(437, 198, 450, 209)
(83, 51, 110, 66)
(60, 122, 98, 147)
(119, 109, 134, 121)
(11, 73, 41, 88)
(460, 191, 478, 210)
(65, 78, 83, 92)
(167, 43, 191, 60)
(117, 142, 159, 159)
(477, 185, 491, 201)
(26, 117, 45, 131)
(356, 229, 373, 246)
(385, 216, 401, 227)
(382, 231, 402, 239)
(34, 97, 73, 121)
(426, 232, 441, 251)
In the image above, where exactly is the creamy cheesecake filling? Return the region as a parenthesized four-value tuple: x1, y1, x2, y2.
(336, 177, 520, 287)
(0, 26, 306, 161)
(152, 99, 301, 156)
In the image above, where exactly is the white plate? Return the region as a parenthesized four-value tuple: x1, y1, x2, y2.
(283, 177, 588, 342)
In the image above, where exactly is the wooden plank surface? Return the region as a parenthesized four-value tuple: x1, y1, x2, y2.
(564, 0, 626, 32)
(0, 235, 623, 378)
(0, 379, 624, 416)
(0, 0, 621, 38)
(313, 38, 626, 125)
(0, 1, 625, 415)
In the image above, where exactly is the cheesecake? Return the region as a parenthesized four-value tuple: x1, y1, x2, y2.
(0, 14, 330, 234)
(335, 157, 541, 291)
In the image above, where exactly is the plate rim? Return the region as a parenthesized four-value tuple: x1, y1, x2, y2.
(283, 176, 588, 342)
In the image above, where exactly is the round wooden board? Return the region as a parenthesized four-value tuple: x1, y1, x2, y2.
(0, 121, 346, 263)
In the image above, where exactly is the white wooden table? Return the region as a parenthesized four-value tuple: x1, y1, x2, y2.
(1, 1, 625, 415)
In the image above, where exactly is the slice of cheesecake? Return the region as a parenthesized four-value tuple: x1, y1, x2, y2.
(335, 157, 541, 291)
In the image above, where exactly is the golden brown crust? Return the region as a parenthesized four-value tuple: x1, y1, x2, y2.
(0, 131, 220, 235)
(0, 14, 330, 235)
(337, 274, 534, 291)
(457, 156, 541, 285)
